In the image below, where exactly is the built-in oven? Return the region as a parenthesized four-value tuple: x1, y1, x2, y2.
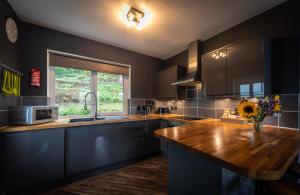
(9, 106, 58, 125)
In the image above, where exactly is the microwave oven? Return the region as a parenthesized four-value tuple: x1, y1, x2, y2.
(9, 106, 58, 125)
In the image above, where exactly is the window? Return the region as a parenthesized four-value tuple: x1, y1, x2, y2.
(54, 67, 92, 116)
(48, 51, 130, 117)
(97, 73, 124, 113)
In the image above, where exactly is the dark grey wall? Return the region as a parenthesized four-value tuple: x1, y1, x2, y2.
(2, 0, 299, 98)
(0, 0, 23, 126)
(0, 0, 22, 71)
(164, 0, 299, 94)
(21, 22, 164, 98)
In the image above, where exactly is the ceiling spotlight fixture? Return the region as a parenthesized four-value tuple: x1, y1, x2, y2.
(126, 7, 144, 30)
(212, 51, 226, 59)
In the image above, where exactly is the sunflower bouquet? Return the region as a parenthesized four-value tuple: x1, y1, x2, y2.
(237, 95, 281, 131)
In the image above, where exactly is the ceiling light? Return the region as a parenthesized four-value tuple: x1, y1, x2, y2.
(119, 4, 153, 31)
(127, 7, 144, 23)
(126, 7, 144, 30)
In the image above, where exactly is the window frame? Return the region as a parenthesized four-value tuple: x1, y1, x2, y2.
(47, 49, 131, 118)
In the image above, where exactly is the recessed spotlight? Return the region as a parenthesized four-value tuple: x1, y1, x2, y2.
(212, 51, 226, 59)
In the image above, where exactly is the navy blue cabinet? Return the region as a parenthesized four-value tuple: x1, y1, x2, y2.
(110, 120, 162, 163)
(0, 118, 172, 193)
(145, 119, 162, 153)
(159, 120, 186, 155)
(66, 124, 111, 175)
(110, 121, 147, 164)
(0, 119, 182, 193)
(66, 120, 163, 175)
(0, 128, 65, 193)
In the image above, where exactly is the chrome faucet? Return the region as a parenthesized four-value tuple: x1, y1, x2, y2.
(84, 92, 99, 119)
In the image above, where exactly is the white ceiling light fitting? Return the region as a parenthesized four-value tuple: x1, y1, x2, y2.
(126, 7, 144, 30)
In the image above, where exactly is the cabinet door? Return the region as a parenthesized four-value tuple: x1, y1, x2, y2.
(66, 125, 110, 175)
(110, 121, 147, 163)
(157, 66, 178, 99)
(144, 119, 161, 154)
(226, 37, 263, 96)
(0, 128, 65, 193)
(202, 49, 227, 96)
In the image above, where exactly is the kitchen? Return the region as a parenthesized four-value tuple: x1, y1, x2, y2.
(0, 0, 299, 194)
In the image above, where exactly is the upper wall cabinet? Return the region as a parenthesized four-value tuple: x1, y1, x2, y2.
(201, 36, 270, 97)
(156, 65, 186, 99)
(227, 36, 265, 96)
(202, 49, 227, 96)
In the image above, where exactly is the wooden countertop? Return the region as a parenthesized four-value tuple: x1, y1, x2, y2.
(155, 119, 300, 181)
(0, 114, 187, 133)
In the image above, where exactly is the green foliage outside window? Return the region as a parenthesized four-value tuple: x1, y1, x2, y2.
(97, 72, 124, 113)
(54, 67, 124, 117)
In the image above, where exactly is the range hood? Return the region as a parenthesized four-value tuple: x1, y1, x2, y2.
(171, 40, 203, 86)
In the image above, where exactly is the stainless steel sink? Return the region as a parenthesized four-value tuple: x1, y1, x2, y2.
(69, 116, 128, 123)
(100, 116, 129, 120)
(69, 118, 95, 123)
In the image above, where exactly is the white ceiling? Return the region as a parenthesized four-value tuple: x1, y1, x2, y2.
(8, 0, 285, 59)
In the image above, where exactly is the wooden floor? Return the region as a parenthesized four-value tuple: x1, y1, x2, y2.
(41, 156, 168, 195)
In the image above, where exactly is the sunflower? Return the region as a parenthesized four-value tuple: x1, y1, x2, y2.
(237, 100, 258, 118)
(274, 95, 280, 101)
(274, 103, 281, 112)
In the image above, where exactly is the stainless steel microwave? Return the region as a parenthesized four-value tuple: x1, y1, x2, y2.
(9, 106, 58, 125)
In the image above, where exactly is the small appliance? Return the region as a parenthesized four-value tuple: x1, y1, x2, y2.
(10, 106, 58, 125)
(157, 107, 170, 114)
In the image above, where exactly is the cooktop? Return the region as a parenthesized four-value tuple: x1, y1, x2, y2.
(171, 116, 204, 121)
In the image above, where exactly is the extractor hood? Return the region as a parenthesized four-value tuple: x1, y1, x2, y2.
(171, 40, 203, 86)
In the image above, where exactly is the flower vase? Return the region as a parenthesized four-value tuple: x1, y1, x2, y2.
(254, 120, 263, 132)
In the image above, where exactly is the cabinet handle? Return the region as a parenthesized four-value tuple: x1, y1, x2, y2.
(134, 134, 146, 138)
(132, 126, 148, 132)
(132, 126, 146, 130)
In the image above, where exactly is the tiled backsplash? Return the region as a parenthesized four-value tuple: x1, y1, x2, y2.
(0, 95, 20, 126)
(128, 98, 157, 115)
(1, 94, 299, 130)
(154, 87, 299, 130)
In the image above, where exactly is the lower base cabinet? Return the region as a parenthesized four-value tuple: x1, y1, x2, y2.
(159, 120, 186, 155)
(110, 119, 162, 164)
(66, 124, 111, 175)
(110, 121, 147, 164)
(66, 119, 163, 176)
(145, 119, 161, 153)
(0, 128, 65, 193)
(0, 119, 183, 193)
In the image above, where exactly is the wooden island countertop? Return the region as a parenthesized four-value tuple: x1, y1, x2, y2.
(155, 119, 300, 181)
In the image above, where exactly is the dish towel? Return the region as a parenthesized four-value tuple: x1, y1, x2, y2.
(2, 70, 21, 96)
